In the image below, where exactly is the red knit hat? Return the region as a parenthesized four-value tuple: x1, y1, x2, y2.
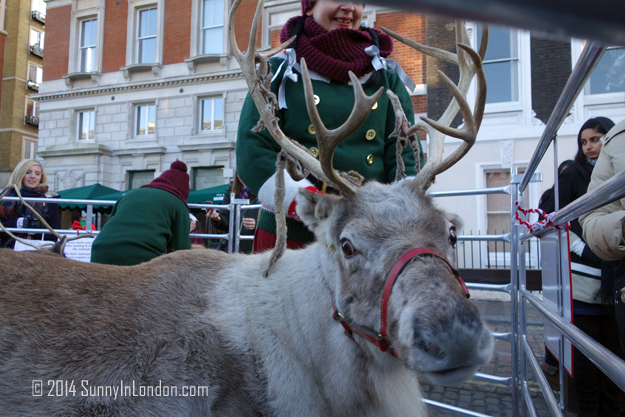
(141, 160, 190, 206)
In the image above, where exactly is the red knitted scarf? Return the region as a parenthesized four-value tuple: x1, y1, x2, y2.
(280, 16, 393, 83)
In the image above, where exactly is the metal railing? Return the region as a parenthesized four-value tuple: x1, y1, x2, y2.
(0, 194, 259, 256)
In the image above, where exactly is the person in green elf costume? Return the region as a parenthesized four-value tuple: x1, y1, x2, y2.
(91, 160, 192, 265)
(236, 0, 423, 253)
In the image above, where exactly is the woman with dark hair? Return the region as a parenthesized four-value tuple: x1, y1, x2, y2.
(236, 0, 422, 253)
(555, 117, 623, 417)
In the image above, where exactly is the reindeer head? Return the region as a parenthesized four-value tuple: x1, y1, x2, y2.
(295, 180, 492, 384)
(230, 0, 492, 383)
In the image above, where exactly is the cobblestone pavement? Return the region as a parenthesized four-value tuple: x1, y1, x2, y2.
(420, 298, 553, 417)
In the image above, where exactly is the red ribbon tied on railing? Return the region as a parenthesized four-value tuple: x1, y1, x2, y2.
(513, 201, 570, 236)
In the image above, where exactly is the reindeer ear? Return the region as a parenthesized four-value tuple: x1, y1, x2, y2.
(295, 189, 341, 232)
(446, 212, 463, 230)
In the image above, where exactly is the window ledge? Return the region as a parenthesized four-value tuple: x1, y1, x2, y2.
(121, 63, 163, 81)
(114, 145, 165, 156)
(38, 143, 112, 157)
(179, 141, 234, 152)
(63, 72, 102, 88)
(185, 54, 230, 74)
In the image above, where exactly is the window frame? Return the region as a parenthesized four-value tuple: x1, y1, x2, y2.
(136, 7, 158, 64)
(23, 138, 38, 160)
(197, 95, 225, 134)
(30, 0, 45, 14)
(29, 26, 44, 48)
(133, 102, 157, 138)
(76, 109, 96, 141)
(128, 170, 156, 190)
(79, 18, 98, 72)
(68, 5, 104, 76)
(584, 45, 625, 96)
(192, 166, 225, 190)
(25, 96, 38, 117)
(190, 0, 228, 58)
(126, 0, 164, 67)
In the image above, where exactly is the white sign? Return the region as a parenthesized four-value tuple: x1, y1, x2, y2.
(12, 232, 95, 263)
(62, 233, 95, 262)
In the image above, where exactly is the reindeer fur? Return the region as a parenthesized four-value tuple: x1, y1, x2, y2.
(0, 181, 492, 416)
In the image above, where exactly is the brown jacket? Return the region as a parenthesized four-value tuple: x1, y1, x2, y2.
(580, 119, 625, 261)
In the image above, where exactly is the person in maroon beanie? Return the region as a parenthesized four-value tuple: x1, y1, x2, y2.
(236, 0, 423, 253)
(91, 160, 192, 265)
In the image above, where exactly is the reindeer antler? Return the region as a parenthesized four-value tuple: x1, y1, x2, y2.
(381, 22, 488, 192)
(229, 0, 382, 197)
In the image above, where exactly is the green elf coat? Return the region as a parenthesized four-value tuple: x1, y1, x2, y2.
(91, 187, 191, 266)
(236, 55, 423, 243)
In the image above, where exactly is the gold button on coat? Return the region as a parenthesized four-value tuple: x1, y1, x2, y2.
(310, 147, 319, 158)
(365, 129, 376, 140)
(366, 154, 374, 165)
(372, 102, 378, 110)
(308, 124, 315, 135)
(314, 95, 320, 105)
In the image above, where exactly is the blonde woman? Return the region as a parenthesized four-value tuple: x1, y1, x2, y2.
(0, 159, 61, 248)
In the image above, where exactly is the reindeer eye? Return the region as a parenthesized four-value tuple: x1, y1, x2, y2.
(449, 228, 457, 247)
(340, 238, 357, 257)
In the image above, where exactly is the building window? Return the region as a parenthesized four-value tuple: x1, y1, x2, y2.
(586, 46, 625, 95)
(477, 24, 519, 104)
(128, 170, 155, 189)
(25, 97, 38, 117)
(193, 167, 224, 189)
(136, 104, 156, 136)
(27, 63, 42, 91)
(31, 0, 45, 14)
(78, 110, 95, 140)
(137, 8, 157, 64)
(31, 0, 45, 23)
(30, 28, 44, 57)
(25, 97, 39, 127)
(30, 28, 44, 48)
(200, 97, 223, 131)
(80, 19, 98, 72)
(23, 140, 37, 160)
(202, 0, 224, 54)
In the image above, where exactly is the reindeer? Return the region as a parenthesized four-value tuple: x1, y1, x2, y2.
(0, 1, 491, 415)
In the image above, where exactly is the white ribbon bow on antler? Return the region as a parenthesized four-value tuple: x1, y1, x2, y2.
(365, 45, 416, 94)
(272, 48, 298, 109)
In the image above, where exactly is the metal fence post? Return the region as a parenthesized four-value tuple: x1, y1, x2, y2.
(509, 168, 521, 416)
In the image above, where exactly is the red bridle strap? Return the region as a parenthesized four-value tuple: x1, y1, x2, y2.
(331, 247, 469, 357)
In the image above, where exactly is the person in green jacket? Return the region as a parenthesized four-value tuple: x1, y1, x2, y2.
(91, 160, 192, 266)
(236, 0, 423, 253)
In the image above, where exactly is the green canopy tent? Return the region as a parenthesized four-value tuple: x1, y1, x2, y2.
(56, 184, 119, 210)
(92, 190, 129, 213)
(187, 184, 230, 205)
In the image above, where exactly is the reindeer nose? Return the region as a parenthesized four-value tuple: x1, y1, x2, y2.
(413, 319, 448, 360)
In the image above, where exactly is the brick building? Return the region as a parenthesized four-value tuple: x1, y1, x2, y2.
(35, 0, 427, 192)
(0, 0, 45, 185)
(34, 0, 625, 237)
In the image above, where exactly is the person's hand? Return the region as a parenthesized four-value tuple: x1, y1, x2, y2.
(242, 217, 256, 230)
(208, 209, 221, 222)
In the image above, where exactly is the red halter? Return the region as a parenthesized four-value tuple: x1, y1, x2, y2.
(331, 248, 470, 357)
